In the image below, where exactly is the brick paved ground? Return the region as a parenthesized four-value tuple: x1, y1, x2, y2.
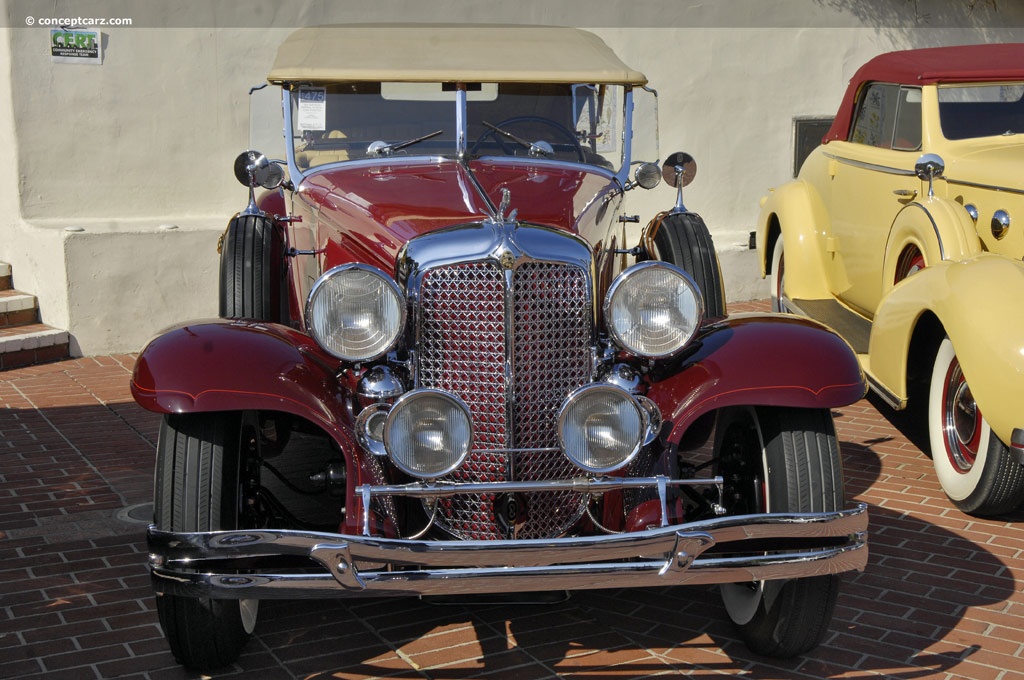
(2, 303, 1023, 679)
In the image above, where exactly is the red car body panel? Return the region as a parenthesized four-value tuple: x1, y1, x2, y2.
(648, 314, 865, 445)
(132, 315, 864, 468)
(294, 159, 617, 271)
(131, 320, 346, 430)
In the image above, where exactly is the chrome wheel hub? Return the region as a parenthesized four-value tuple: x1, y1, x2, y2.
(943, 360, 980, 472)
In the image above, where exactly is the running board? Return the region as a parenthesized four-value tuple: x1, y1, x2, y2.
(788, 298, 871, 354)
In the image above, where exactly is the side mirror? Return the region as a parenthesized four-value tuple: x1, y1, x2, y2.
(915, 153, 944, 198)
(234, 150, 284, 190)
(663, 152, 697, 213)
(662, 152, 697, 188)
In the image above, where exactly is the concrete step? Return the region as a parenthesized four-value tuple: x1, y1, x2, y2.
(0, 263, 71, 369)
(0, 289, 39, 327)
(0, 323, 71, 369)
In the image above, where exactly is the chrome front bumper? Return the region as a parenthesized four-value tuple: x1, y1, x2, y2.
(148, 503, 868, 599)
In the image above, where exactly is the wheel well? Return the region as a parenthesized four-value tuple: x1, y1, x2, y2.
(764, 216, 781, 276)
(906, 310, 944, 403)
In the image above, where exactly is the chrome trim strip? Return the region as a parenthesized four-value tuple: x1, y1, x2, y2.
(947, 178, 1024, 196)
(460, 156, 500, 218)
(358, 474, 722, 499)
(823, 152, 1024, 196)
(778, 295, 806, 317)
(865, 372, 905, 410)
(905, 202, 946, 261)
(822, 152, 916, 177)
(147, 503, 868, 599)
(359, 475, 720, 536)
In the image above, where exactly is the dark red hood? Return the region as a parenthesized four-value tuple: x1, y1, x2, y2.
(297, 158, 617, 271)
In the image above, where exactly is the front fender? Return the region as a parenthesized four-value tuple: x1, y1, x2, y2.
(757, 179, 832, 300)
(869, 254, 1024, 445)
(647, 314, 865, 446)
(131, 319, 350, 440)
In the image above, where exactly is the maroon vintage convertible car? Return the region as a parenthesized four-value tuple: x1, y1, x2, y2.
(131, 25, 868, 670)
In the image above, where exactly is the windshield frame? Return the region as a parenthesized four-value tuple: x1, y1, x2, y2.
(281, 81, 641, 185)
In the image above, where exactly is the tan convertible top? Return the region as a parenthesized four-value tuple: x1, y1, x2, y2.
(268, 25, 647, 86)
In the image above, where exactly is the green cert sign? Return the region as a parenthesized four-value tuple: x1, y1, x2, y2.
(51, 29, 102, 64)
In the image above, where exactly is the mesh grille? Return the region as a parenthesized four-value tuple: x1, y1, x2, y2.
(417, 260, 592, 539)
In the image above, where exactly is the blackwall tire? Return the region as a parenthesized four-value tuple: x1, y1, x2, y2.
(649, 212, 727, 318)
(153, 413, 258, 670)
(928, 336, 1024, 515)
(714, 406, 843, 658)
(219, 214, 285, 321)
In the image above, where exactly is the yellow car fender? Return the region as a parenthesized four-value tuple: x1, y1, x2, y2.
(869, 254, 1024, 446)
(757, 180, 832, 301)
(880, 196, 983, 299)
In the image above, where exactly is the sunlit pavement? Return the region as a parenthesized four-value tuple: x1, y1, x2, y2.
(2, 302, 1023, 679)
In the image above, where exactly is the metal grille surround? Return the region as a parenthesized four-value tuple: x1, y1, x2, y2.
(417, 260, 593, 539)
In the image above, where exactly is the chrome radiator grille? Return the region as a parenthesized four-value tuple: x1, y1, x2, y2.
(417, 260, 593, 539)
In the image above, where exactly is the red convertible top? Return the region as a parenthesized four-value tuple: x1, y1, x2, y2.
(824, 43, 1024, 143)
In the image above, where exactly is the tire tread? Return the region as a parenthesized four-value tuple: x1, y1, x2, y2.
(219, 214, 283, 321)
(717, 406, 844, 658)
(154, 413, 251, 670)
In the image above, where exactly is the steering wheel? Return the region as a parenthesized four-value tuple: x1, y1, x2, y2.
(471, 116, 586, 162)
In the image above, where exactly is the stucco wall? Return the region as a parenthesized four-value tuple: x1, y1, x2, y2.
(2, 0, 1023, 354)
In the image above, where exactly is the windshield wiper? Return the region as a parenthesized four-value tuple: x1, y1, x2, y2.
(367, 130, 444, 157)
(482, 121, 554, 158)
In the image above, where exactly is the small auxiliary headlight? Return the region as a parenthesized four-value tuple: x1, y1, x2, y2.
(604, 261, 702, 358)
(558, 384, 647, 474)
(306, 264, 405, 362)
(384, 389, 473, 479)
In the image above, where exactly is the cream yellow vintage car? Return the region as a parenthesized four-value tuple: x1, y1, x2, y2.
(759, 43, 1024, 516)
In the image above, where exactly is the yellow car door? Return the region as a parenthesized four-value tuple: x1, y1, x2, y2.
(825, 84, 922, 317)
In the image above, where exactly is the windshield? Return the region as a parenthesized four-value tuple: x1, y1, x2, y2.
(287, 82, 627, 173)
(938, 82, 1024, 140)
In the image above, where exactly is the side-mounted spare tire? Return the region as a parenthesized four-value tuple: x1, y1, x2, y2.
(643, 211, 727, 318)
(219, 214, 286, 322)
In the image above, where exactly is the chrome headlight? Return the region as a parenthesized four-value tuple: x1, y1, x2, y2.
(604, 261, 702, 358)
(306, 264, 405, 362)
(384, 389, 473, 479)
(558, 384, 647, 474)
